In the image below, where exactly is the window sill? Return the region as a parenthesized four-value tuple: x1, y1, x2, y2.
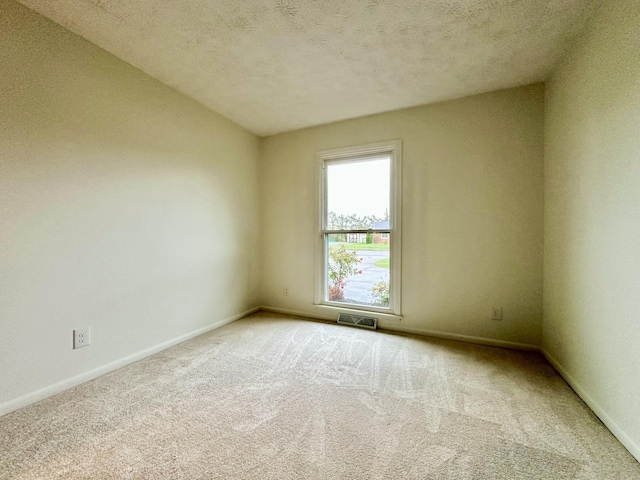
(314, 303, 402, 323)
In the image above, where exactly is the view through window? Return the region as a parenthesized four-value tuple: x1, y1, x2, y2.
(324, 155, 391, 309)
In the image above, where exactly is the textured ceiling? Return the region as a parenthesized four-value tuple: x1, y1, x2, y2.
(17, 0, 601, 136)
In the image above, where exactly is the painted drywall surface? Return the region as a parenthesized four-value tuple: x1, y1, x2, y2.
(260, 85, 545, 346)
(544, 0, 640, 458)
(0, 0, 260, 405)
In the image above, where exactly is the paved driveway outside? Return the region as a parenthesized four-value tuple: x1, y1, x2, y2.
(342, 249, 389, 305)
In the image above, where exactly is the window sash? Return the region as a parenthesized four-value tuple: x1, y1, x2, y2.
(322, 229, 390, 235)
(315, 140, 402, 316)
(322, 232, 393, 312)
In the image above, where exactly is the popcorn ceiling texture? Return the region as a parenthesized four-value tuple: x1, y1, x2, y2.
(16, 0, 601, 136)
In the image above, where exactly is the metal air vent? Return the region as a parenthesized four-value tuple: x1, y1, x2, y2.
(337, 313, 378, 330)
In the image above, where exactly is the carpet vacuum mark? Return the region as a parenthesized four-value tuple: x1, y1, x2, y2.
(1, 312, 639, 479)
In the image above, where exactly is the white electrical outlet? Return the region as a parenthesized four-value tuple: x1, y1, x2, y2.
(491, 307, 502, 321)
(283, 286, 289, 296)
(73, 327, 91, 349)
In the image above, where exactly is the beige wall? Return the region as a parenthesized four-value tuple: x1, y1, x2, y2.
(544, 0, 640, 460)
(3, 0, 638, 463)
(15, 2, 640, 458)
(260, 85, 545, 347)
(0, 0, 260, 410)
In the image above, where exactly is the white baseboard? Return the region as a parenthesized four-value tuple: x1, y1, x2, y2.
(542, 349, 640, 463)
(259, 305, 324, 320)
(263, 306, 639, 461)
(0, 306, 260, 418)
(259, 305, 540, 352)
(386, 324, 541, 352)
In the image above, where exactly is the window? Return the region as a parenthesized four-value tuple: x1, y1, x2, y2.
(316, 140, 401, 315)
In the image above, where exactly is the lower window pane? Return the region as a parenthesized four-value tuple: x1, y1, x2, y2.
(326, 233, 390, 308)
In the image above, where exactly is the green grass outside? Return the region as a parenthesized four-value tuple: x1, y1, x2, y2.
(329, 242, 390, 251)
(374, 258, 389, 268)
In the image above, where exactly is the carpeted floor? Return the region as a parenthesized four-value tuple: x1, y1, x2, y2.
(1, 312, 639, 479)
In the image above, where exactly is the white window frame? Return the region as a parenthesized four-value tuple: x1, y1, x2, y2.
(315, 140, 402, 316)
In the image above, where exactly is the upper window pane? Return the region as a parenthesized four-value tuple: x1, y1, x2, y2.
(326, 156, 390, 230)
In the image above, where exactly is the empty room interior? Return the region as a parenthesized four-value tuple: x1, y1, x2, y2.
(1, 0, 639, 478)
